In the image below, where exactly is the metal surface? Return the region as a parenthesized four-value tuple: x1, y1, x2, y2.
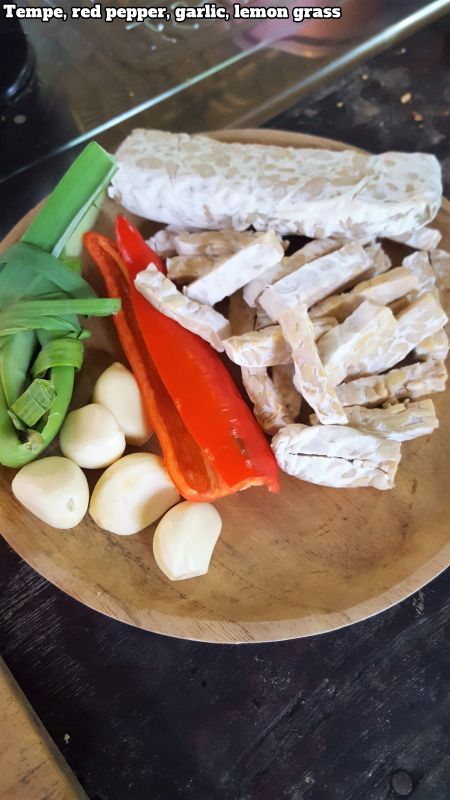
(1, 0, 449, 181)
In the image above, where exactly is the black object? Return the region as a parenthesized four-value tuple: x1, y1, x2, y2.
(391, 770, 414, 796)
(0, 19, 35, 107)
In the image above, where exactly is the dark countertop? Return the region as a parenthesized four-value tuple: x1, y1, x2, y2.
(1, 15, 450, 800)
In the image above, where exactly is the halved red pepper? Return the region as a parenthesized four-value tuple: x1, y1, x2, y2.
(84, 232, 227, 500)
(115, 216, 279, 495)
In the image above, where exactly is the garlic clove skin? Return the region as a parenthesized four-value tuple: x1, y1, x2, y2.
(89, 452, 180, 535)
(12, 456, 89, 529)
(153, 501, 222, 581)
(93, 362, 153, 446)
(60, 403, 126, 469)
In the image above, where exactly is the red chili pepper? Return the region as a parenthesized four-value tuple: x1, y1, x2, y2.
(83, 232, 228, 501)
(115, 216, 279, 494)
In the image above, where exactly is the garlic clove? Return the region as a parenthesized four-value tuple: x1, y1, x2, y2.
(89, 452, 179, 535)
(60, 403, 126, 469)
(93, 362, 152, 446)
(12, 456, 89, 529)
(153, 501, 222, 580)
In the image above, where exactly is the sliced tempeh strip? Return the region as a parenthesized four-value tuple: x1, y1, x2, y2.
(184, 231, 284, 305)
(241, 367, 293, 435)
(223, 326, 291, 367)
(378, 292, 448, 374)
(254, 303, 274, 330)
(271, 363, 302, 420)
(224, 318, 337, 368)
(402, 251, 448, 358)
(272, 423, 401, 490)
(390, 227, 442, 251)
(362, 242, 392, 278)
(259, 243, 371, 322)
(336, 360, 448, 407)
(167, 255, 217, 284)
(402, 251, 436, 294)
(228, 291, 294, 433)
(279, 305, 347, 424)
(344, 399, 438, 441)
(317, 301, 398, 385)
(147, 226, 184, 257)
(415, 329, 449, 360)
(309, 266, 419, 323)
(430, 249, 450, 289)
(228, 289, 256, 336)
(243, 238, 339, 307)
(134, 264, 230, 352)
(228, 292, 293, 432)
(430, 249, 450, 315)
(310, 316, 338, 339)
(311, 399, 438, 441)
(173, 229, 261, 257)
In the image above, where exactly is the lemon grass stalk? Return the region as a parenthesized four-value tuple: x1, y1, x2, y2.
(0, 142, 118, 468)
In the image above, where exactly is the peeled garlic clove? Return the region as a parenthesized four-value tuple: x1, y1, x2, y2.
(153, 501, 222, 581)
(93, 362, 152, 446)
(60, 403, 126, 469)
(89, 452, 179, 535)
(12, 456, 89, 529)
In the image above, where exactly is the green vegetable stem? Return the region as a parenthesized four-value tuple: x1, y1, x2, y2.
(0, 142, 119, 467)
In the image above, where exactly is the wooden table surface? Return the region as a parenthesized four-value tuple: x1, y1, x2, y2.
(0, 657, 87, 800)
(1, 15, 449, 800)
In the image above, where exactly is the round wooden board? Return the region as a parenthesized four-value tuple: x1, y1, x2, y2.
(1, 130, 449, 644)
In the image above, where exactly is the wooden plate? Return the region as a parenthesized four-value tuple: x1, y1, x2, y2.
(1, 130, 449, 644)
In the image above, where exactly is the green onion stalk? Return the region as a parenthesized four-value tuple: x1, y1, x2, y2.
(0, 142, 120, 467)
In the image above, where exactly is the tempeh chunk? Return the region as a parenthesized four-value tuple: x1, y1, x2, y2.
(134, 264, 230, 352)
(111, 130, 442, 239)
(272, 424, 401, 490)
(279, 306, 347, 425)
(311, 399, 438, 441)
(310, 266, 419, 323)
(184, 231, 284, 306)
(335, 360, 448, 407)
(259, 243, 371, 322)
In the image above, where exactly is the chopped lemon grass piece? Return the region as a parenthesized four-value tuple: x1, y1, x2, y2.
(10, 379, 56, 427)
(32, 338, 84, 377)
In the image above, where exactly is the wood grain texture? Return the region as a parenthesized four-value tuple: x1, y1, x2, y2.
(0, 130, 449, 644)
(0, 657, 87, 800)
